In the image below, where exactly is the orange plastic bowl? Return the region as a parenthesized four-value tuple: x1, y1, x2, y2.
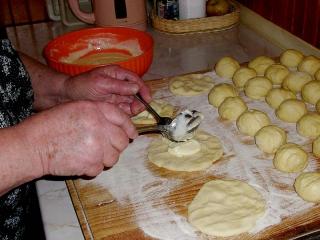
(44, 27, 154, 76)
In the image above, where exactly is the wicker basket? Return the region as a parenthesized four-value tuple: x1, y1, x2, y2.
(151, 0, 240, 34)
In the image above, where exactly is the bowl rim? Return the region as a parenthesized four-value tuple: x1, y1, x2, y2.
(43, 26, 154, 68)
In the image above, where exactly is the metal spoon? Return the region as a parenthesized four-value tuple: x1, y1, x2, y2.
(134, 93, 203, 142)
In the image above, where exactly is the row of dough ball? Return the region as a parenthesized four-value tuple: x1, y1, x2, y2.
(208, 84, 308, 171)
(208, 84, 318, 203)
(215, 49, 320, 82)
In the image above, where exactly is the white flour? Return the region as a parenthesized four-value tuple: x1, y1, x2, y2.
(81, 71, 318, 239)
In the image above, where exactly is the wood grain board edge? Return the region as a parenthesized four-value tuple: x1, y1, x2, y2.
(66, 180, 94, 240)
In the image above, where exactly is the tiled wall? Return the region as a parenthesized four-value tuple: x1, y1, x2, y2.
(237, 0, 320, 48)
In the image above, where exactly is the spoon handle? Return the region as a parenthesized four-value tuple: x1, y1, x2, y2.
(134, 93, 161, 123)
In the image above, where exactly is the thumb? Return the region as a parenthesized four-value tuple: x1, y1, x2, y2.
(100, 77, 139, 96)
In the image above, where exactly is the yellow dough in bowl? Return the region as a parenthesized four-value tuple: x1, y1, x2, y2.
(294, 172, 320, 203)
(188, 179, 265, 237)
(248, 56, 276, 75)
(169, 74, 214, 96)
(280, 49, 304, 68)
(214, 56, 240, 79)
(148, 131, 223, 172)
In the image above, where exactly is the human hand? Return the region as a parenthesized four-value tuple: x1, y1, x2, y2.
(18, 101, 137, 177)
(63, 65, 152, 116)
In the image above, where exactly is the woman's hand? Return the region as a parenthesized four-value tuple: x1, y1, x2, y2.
(63, 65, 152, 116)
(18, 101, 137, 177)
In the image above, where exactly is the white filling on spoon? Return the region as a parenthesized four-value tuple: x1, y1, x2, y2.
(167, 109, 204, 142)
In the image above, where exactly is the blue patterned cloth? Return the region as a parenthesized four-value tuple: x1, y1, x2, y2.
(0, 39, 35, 240)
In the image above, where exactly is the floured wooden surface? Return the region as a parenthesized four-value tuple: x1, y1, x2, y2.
(67, 71, 320, 240)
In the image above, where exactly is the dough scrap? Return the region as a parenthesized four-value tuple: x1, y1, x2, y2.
(132, 100, 174, 125)
(244, 76, 273, 100)
(208, 83, 238, 108)
(254, 125, 287, 154)
(232, 67, 257, 89)
(294, 172, 320, 203)
(280, 49, 304, 68)
(276, 99, 307, 123)
(282, 71, 313, 93)
(169, 74, 214, 96)
(265, 88, 296, 109)
(297, 112, 320, 138)
(236, 109, 271, 137)
(215, 56, 240, 79)
(298, 55, 320, 76)
(188, 179, 265, 237)
(264, 64, 289, 85)
(148, 131, 223, 172)
(248, 56, 276, 75)
(301, 80, 320, 105)
(312, 136, 320, 158)
(273, 143, 308, 173)
(218, 96, 247, 121)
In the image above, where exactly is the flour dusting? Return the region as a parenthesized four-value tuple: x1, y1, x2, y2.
(82, 71, 318, 239)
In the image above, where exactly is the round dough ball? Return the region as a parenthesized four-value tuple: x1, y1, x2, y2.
(264, 64, 289, 85)
(294, 172, 320, 203)
(316, 99, 320, 113)
(218, 96, 248, 121)
(244, 77, 272, 100)
(215, 56, 240, 79)
(148, 131, 223, 172)
(188, 179, 265, 237)
(312, 136, 320, 157)
(236, 109, 271, 137)
(248, 56, 276, 75)
(297, 112, 320, 138)
(254, 125, 287, 154)
(276, 99, 307, 123)
(298, 55, 320, 75)
(232, 67, 257, 89)
(280, 49, 304, 68)
(208, 83, 238, 108)
(265, 88, 296, 109)
(273, 143, 308, 173)
(301, 80, 320, 104)
(315, 69, 320, 81)
(169, 74, 214, 96)
(282, 71, 313, 93)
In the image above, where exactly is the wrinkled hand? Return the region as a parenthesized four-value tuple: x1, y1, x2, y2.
(63, 65, 152, 116)
(18, 101, 137, 177)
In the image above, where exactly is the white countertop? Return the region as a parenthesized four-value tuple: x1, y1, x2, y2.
(7, 21, 282, 239)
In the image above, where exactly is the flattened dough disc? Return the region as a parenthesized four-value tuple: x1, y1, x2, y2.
(188, 179, 265, 237)
(148, 131, 223, 171)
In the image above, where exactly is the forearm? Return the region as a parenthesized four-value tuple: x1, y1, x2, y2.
(0, 126, 44, 196)
(19, 53, 69, 111)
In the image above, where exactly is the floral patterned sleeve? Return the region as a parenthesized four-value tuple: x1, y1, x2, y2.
(0, 39, 37, 239)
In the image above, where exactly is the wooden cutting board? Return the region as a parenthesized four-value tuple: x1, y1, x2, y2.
(66, 72, 320, 240)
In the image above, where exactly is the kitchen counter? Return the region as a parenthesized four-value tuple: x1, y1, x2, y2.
(6, 6, 318, 239)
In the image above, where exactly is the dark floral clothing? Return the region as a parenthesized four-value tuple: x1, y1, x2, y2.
(0, 38, 36, 239)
